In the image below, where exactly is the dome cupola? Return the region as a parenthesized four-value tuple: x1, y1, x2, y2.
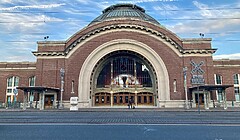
(90, 4, 160, 25)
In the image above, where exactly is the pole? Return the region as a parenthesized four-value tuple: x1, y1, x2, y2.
(197, 70, 200, 114)
(183, 67, 189, 109)
(59, 68, 65, 109)
(197, 86, 200, 114)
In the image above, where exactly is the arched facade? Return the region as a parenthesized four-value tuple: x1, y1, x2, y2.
(30, 4, 220, 109)
(77, 39, 170, 107)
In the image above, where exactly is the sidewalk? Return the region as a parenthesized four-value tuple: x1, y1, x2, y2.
(1, 107, 240, 112)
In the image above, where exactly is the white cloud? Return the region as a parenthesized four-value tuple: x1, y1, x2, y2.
(0, 3, 66, 11)
(213, 53, 240, 60)
(165, 1, 240, 35)
(153, 4, 179, 15)
(192, 1, 212, 17)
(117, 0, 177, 4)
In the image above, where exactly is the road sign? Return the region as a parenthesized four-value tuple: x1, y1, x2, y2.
(190, 61, 204, 75)
(13, 88, 18, 95)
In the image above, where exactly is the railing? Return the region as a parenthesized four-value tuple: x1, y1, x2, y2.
(1, 102, 21, 109)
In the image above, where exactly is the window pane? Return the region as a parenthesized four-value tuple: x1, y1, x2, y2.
(95, 96, 99, 103)
(234, 74, 239, 85)
(7, 89, 12, 93)
(235, 94, 240, 102)
(101, 96, 104, 103)
(234, 87, 239, 94)
(149, 96, 153, 103)
(138, 96, 141, 103)
(144, 96, 147, 103)
(125, 96, 128, 103)
(14, 77, 19, 86)
(119, 96, 122, 103)
(107, 96, 110, 103)
(217, 90, 223, 102)
(7, 77, 13, 87)
(215, 75, 222, 85)
(29, 76, 35, 86)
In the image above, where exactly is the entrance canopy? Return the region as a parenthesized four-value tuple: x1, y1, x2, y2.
(189, 84, 233, 91)
(189, 84, 233, 110)
(17, 86, 60, 110)
(17, 86, 60, 93)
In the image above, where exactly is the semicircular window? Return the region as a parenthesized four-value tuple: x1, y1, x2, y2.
(96, 56, 153, 88)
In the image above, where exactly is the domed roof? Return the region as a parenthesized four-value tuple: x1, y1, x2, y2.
(90, 4, 160, 25)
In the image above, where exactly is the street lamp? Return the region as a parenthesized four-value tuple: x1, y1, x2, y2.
(59, 68, 65, 109)
(183, 67, 189, 109)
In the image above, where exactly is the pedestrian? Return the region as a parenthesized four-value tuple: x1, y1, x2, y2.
(130, 99, 133, 109)
(128, 101, 130, 109)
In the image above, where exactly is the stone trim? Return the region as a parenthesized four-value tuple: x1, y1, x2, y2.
(33, 24, 216, 57)
(78, 39, 170, 107)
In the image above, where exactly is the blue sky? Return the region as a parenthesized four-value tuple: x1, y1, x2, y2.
(0, 0, 239, 62)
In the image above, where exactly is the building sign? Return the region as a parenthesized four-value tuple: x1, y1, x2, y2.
(190, 61, 205, 85)
(191, 75, 205, 85)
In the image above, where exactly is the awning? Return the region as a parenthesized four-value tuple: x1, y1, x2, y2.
(189, 84, 233, 91)
(17, 86, 60, 93)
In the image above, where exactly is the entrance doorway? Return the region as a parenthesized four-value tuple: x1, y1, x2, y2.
(137, 92, 154, 105)
(113, 92, 134, 105)
(195, 93, 204, 108)
(95, 93, 111, 106)
(44, 95, 54, 109)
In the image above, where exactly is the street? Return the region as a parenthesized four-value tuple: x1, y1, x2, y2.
(0, 110, 240, 140)
(1, 124, 239, 140)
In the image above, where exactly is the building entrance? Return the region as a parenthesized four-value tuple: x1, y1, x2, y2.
(195, 93, 204, 108)
(94, 92, 154, 106)
(44, 95, 54, 109)
(113, 92, 134, 105)
(92, 50, 157, 107)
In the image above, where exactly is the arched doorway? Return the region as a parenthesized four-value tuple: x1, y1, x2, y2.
(91, 50, 157, 107)
(78, 39, 170, 108)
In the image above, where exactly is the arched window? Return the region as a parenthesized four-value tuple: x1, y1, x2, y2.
(233, 74, 240, 102)
(6, 76, 19, 103)
(214, 74, 222, 102)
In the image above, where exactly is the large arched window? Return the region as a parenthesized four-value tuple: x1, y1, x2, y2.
(92, 50, 157, 106)
(96, 55, 153, 88)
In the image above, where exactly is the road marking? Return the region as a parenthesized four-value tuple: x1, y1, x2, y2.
(1, 123, 240, 127)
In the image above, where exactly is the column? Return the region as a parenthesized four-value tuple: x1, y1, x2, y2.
(206, 92, 209, 109)
(192, 93, 196, 108)
(204, 92, 209, 110)
(39, 91, 44, 110)
(135, 91, 137, 106)
(223, 89, 227, 110)
(23, 90, 27, 110)
(111, 60, 113, 89)
(111, 92, 113, 107)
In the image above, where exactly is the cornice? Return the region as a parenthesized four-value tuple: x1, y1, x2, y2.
(33, 24, 216, 57)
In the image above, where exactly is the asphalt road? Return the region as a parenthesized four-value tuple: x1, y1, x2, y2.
(0, 110, 240, 140)
(1, 124, 239, 140)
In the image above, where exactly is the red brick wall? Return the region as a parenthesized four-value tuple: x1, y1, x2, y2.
(213, 60, 240, 100)
(0, 63, 36, 102)
(64, 30, 184, 101)
(37, 21, 218, 101)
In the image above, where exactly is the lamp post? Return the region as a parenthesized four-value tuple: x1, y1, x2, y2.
(183, 67, 189, 109)
(59, 68, 65, 109)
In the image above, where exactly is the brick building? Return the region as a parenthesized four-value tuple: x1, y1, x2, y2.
(0, 4, 239, 109)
